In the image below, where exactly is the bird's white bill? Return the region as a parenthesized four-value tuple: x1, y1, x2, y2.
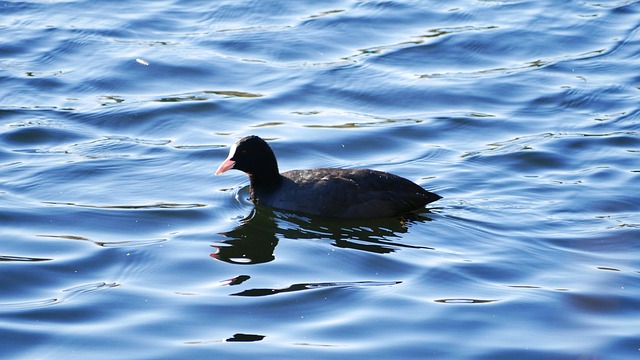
(215, 143, 237, 175)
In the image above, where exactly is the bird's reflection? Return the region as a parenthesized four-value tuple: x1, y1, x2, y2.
(211, 205, 436, 265)
(211, 208, 279, 264)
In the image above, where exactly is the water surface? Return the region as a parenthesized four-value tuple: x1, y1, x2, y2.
(1, 0, 639, 359)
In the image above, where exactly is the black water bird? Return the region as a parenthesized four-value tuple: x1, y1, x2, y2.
(216, 135, 441, 218)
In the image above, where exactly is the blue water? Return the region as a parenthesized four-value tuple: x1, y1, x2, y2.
(1, 0, 639, 359)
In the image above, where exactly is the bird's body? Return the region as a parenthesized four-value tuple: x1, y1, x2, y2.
(216, 136, 441, 218)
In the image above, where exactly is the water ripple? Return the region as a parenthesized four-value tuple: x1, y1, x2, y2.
(36, 234, 168, 248)
(42, 201, 206, 210)
(0, 282, 119, 312)
(231, 280, 402, 297)
(0, 255, 52, 262)
(1, 0, 639, 359)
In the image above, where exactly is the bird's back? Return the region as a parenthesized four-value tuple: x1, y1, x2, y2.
(255, 168, 440, 218)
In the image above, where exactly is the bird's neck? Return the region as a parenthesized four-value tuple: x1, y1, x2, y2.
(248, 171, 282, 203)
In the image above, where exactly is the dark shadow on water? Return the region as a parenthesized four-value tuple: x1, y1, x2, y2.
(210, 208, 279, 265)
(225, 333, 265, 342)
(184, 333, 266, 344)
(230, 280, 402, 297)
(211, 205, 436, 265)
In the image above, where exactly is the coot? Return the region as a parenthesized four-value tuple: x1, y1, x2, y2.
(216, 135, 441, 218)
